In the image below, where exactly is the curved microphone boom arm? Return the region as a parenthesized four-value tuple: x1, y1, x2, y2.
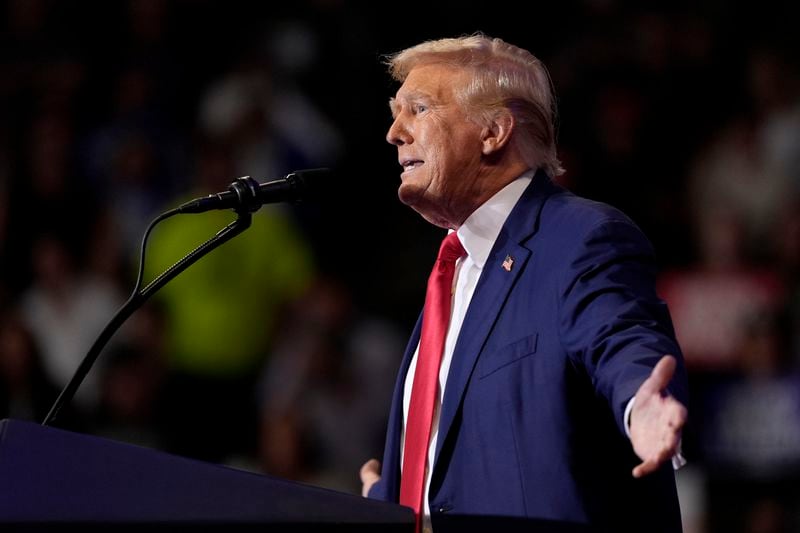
(41, 208, 253, 427)
(41, 168, 333, 427)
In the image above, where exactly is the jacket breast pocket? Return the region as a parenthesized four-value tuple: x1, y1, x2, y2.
(477, 333, 538, 379)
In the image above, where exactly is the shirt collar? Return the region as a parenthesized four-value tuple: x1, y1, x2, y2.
(454, 169, 535, 269)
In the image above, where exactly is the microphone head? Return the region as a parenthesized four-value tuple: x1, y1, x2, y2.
(286, 168, 338, 202)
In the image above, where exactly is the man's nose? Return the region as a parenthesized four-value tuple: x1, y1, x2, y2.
(386, 117, 410, 146)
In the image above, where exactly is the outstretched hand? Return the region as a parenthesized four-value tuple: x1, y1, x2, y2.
(629, 355, 687, 478)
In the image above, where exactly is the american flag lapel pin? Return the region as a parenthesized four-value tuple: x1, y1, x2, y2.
(501, 254, 514, 272)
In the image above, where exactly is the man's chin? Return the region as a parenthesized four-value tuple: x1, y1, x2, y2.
(397, 183, 422, 208)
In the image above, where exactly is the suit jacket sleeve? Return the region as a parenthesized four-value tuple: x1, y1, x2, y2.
(556, 217, 688, 436)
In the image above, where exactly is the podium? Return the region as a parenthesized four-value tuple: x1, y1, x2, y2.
(0, 419, 413, 531)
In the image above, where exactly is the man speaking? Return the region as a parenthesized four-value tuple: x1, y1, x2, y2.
(360, 33, 688, 533)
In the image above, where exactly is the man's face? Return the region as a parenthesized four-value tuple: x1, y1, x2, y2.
(386, 64, 486, 228)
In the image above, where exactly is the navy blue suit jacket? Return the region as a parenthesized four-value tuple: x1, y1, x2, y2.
(369, 174, 688, 533)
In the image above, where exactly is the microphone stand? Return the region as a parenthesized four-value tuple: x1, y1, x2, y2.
(42, 208, 253, 427)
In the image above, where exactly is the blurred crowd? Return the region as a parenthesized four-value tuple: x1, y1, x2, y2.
(0, 1, 799, 532)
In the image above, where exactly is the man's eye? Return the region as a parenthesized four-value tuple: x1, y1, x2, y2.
(414, 104, 427, 114)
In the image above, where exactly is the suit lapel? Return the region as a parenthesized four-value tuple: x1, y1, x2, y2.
(433, 172, 561, 464)
(381, 313, 423, 500)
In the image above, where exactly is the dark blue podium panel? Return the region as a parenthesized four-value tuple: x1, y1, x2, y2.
(0, 419, 413, 531)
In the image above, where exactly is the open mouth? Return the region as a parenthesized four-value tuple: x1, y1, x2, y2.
(401, 160, 424, 172)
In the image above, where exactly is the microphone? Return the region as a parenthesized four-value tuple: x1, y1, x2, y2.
(177, 168, 334, 214)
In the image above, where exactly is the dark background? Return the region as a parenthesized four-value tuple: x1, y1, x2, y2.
(1, 1, 799, 532)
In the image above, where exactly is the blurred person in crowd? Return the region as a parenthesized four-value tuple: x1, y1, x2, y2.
(3, 111, 99, 295)
(0, 309, 85, 428)
(197, 30, 343, 184)
(697, 308, 800, 532)
(82, 64, 184, 263)
(743, 497, 792, 533)
(18, 232, 125, 421)
(258, 275, 405, 493)
(144, 140, 315, 464)
(770, 200, 800, 367)
(0, 171, 10, 304)
(94, 302, 168, 450)
(687, 45, 800, 263)
(658, 207, 785, 371)
(0, 310, 58, 423)
(360, 34, 688, 533)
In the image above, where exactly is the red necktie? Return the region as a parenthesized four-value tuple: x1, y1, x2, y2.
(400, 231, 466, 530)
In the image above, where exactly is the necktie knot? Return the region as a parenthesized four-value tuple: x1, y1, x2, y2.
(437, 232, 465, 264)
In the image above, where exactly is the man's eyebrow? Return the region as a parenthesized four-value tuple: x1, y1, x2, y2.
(402, 90, 431, 102)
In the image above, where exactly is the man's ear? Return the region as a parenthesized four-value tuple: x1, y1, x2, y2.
(481, 110, 515, 155)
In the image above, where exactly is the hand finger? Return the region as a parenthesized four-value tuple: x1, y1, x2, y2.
(632, 458, 657, 478)
(360, 458, 381, 479)
(632, 450, 666, 478)
(632, 439, 678, 478)
(638, 355, 676, 397)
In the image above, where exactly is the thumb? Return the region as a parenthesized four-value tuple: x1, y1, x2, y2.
(360, 459, 381, 497)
